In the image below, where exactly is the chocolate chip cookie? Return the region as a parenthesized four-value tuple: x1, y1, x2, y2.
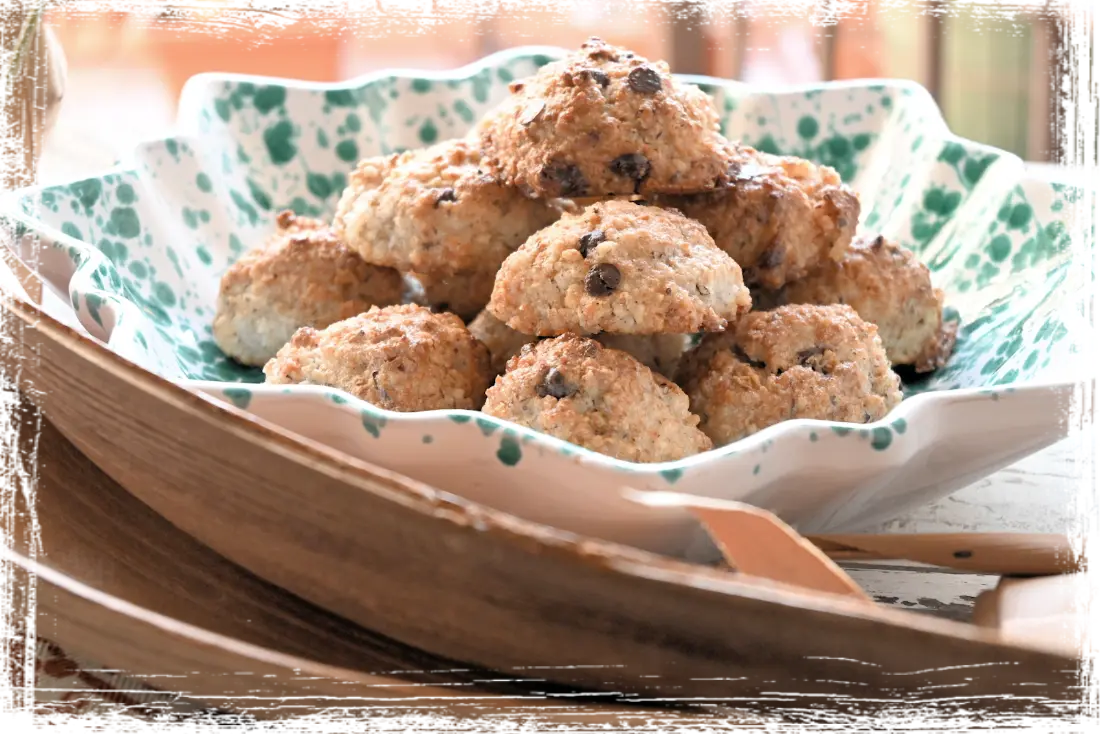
(468, 309, 538, 374)
(212, 210, 403, 366)
(482, 333, 711, 462)
(679, 304, 902, 445)
(476, 37, 734, 198)
(489, 199, 752, 335)
(654, 146, 859, 289)
(469, 308, 689, 378)
(263, 304, 492, 411)
(780, 234, 957, 372)
(410, 267, 497, 322)
(333, 138, 559, 275)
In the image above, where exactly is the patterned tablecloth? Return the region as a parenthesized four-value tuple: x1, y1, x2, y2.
(0, 616, 290, 730)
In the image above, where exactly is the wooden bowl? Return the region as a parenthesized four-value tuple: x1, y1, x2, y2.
(0, 367, 761, 734)
(1, 296, 1081, 713)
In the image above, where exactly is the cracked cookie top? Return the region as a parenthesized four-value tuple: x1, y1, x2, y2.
(476, 37, 734, 199)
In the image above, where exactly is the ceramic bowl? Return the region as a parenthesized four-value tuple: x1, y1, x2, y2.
(2, 47, 1084, 558)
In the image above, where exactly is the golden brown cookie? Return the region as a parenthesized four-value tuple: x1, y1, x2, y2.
(409, 267, 497, 322)
(781, 234, 957, 372)
(483, 334, 711, 462)
(333, 138, 559, 275)
(468, 308, 689, 379)
(475, 37, 734, 199)
(653, 146, 859, 289)
(212, 210, 403, 367)
(489, 199, 752, 335)
(468, 309, 538, 375)
(679, 304, 902, 445)
(594, 333, 689, 380)
(263, 304, 492, 411)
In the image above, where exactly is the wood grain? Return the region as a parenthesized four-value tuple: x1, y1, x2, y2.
(0, 369, 809, 734)
(0, 298, 1083, 713)
(30, 87, 1084, 619)
(811, 533, 1080, 576)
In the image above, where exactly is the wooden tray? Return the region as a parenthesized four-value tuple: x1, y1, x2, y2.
(1, 297, 1081, 713)
(15, 404, 708, 723)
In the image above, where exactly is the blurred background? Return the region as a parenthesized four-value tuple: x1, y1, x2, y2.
(41, 0, 1068, 184)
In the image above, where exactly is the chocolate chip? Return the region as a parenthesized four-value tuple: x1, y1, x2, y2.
(434, 188, 457, 206)
(585, 263, 621, 296)
(609, 154, 651, 188)
(732, 345, 767, 370)
(535, 367, 576, 399)
(578, 230, 605, 257)
(953, 550, 973, 559)
(871, 234, 886, 250)
(627, 66, 662, 94)
(540, 162, 588, 197)
(581, 68, 610, 87)
(757, 246, 785, 270)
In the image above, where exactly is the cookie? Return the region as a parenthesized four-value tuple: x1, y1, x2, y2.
(263, 304, 492, 412)
(468, 309, 538, 374)
(780, 234, 957, 372)
(594, 333, 689, 380)
(653, 146, 859, 289)
(475, 37, 734, 199)
(333, 138, 559, 275)
(468, 308, 688, 379)
(489, 199, 752, 335)
(212, 210, 403, 366)
(410, 267, 497, 322)
(679, 304, 902, 445)
(482, 333, 711, 462)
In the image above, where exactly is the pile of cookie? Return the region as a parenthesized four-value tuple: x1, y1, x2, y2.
(212, 37, 957, 464)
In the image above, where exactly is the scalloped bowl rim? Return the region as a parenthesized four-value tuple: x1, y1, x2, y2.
(1, 45, 1083, 479)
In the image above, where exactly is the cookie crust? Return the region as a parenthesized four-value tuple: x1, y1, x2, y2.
(679, 304, 902, 445)
(781, 234, 957, 371)
(213, 210, 403, 366)
(263, 304, 492, 412)
(476, 37, 734, 199)
(654, 146, 859, 289)
(483, 333, 712, 462)
(489, 199, 752, 335)
(334, 138, 558, 275)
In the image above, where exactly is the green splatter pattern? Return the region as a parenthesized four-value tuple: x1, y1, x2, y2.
(5, 52, 1080, 466)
